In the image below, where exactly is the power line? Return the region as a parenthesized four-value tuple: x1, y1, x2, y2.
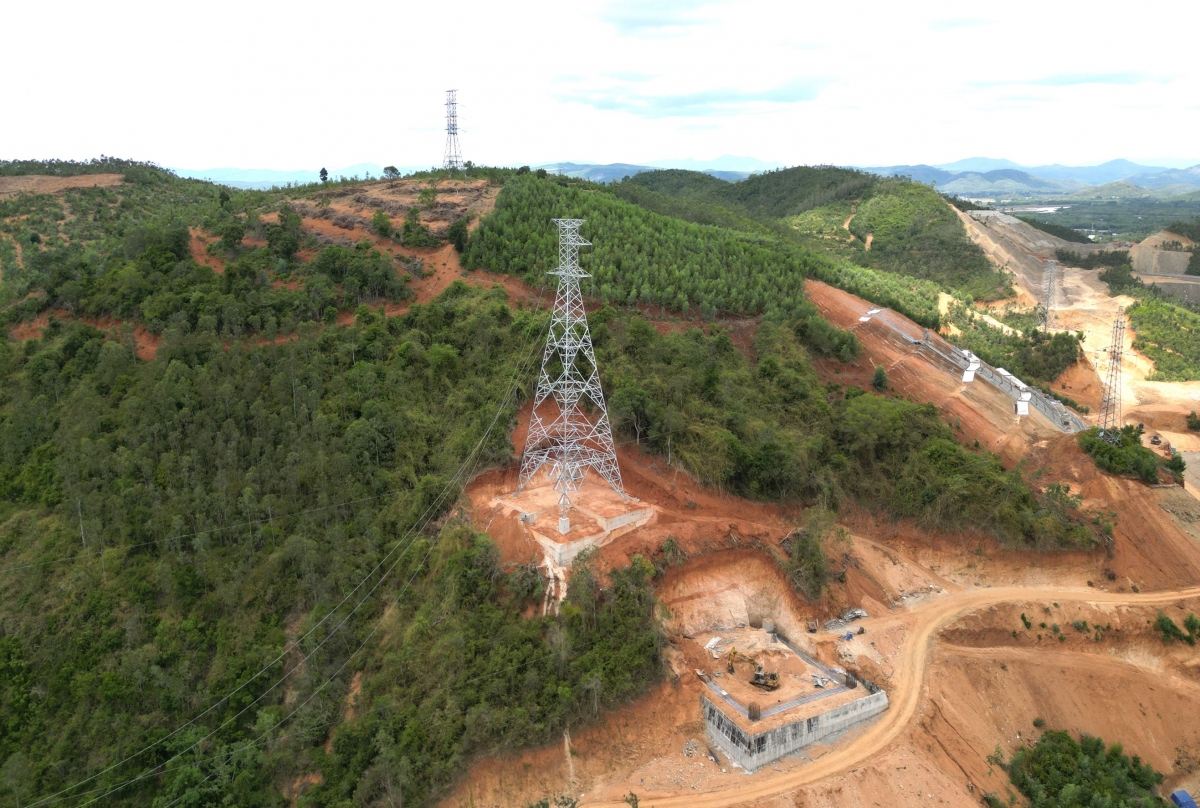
(30, 333, 546, 808)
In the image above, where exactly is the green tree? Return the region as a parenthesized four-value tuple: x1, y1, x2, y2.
(402, 207, 438, 248)
(447, 215, 471, 252)
(371, 209, 393, 238)
(782, 521, 830, 601)
(871, 365, 888, 391)
(265, 203, 303, 260)
(319, 167, 328, 182)
(383, 165, 400, 180)
(218, 216, 245, 253)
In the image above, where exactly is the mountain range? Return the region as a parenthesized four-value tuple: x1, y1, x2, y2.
(860, 158, 1200, 197)
(170, 156, 774, 189)
(537, 162, 752, 183)
(170, 156, 1200, 197)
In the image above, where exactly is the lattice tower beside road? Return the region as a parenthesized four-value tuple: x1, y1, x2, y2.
(518, 220, 625, 511)
(1098, 306, 1125, 443)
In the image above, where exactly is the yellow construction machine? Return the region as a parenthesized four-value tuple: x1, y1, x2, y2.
(724, 647, 753, 674)
(750, 664, 781, 691)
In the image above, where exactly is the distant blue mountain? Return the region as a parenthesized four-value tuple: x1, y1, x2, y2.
(171, 163, 428, 189)
(1020, 159, 1162, 185)
(859, 158, 1200, 196)
(860, 165, 957, 185)
(935, 157, 1025, 173)
(648, 155, 782, 173)
(1129, 164, 1200, 188)
(539, 162, 750, 183)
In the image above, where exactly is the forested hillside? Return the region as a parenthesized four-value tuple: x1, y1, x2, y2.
(0, 286, 671, 806)
(628, 165, 874, 218)
(619, 167, 1011, 301)
(0, 167, 409, 336)
(0, 160, 1104, 806)
(464, 174, 945, 327)
(1128, 298, 1200, 381)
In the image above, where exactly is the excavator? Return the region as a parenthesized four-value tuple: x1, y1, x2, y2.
(724, 647, 752, 674)
(750, 664, 780, 691)
(725, 647, 781, 690)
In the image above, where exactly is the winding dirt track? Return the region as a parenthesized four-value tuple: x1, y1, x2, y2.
(585, 583, 1200, 807)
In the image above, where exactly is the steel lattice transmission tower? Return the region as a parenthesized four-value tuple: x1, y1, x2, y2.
(443, 89, 463, 171)
(1043, 261, 1058, 329)
(518, 220, 625, 517)
(1098, 306, 1125, 443)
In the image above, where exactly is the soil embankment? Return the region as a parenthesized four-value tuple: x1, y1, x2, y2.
(805, 278, 1059, 463)
(0, 173, 125, 198)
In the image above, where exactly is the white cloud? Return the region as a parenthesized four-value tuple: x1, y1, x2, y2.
(1, 0, 1198, 170)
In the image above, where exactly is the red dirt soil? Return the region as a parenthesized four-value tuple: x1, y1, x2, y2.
(188, 227, 225, 274)
(9, 310, 159, 360)
(805, 278, 1060, 464)
(0, 173, 125, 198)
(437, 527, 1200, 808)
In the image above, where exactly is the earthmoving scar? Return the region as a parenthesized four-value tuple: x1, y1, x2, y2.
(724, 647, 781, 690)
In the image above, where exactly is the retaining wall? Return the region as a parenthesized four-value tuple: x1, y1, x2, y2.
(1131, 247, 1191, 277)
(1133, 274, 1200, 305)
(702, 690, 889, 771)
(919, 333, 1087, 432)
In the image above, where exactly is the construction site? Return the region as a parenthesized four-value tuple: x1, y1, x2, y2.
(692, 624, 888, 771)
(443, 206, 1200, 808)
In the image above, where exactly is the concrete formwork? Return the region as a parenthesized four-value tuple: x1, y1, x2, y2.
(702, 690, 889, 771)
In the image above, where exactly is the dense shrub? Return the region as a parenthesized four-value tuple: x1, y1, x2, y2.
(947, 304, 1083, 383)
(1055, 248, 1130, 269)
(1003, 730, 1166, 807)
(371, 209, 392, 238)
(446, 214, 470, 252)
(781, 515, 831, 601)
(1166, 217, 1200, 242)
(1079, 426, 1161, 483)
(1155, 612, 1196, 645)
(1016, 215, 1090, 243)
(401, 207, 438, 247)
(598, 314, 1099, 549)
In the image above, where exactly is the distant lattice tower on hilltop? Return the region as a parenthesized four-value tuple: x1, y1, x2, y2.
(518, 220, 624, 528)
(1097, 306, 1125, 444)
(443, 89, 463, 171)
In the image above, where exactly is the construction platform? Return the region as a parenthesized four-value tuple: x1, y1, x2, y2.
(693, 626, 888, 771)
(491, 470, 654, 566)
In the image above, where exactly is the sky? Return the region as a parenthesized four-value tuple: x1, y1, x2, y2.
(3, 0, 1199, 171)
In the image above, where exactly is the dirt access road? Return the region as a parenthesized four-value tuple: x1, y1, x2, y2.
(585, 582, 1200, 808)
